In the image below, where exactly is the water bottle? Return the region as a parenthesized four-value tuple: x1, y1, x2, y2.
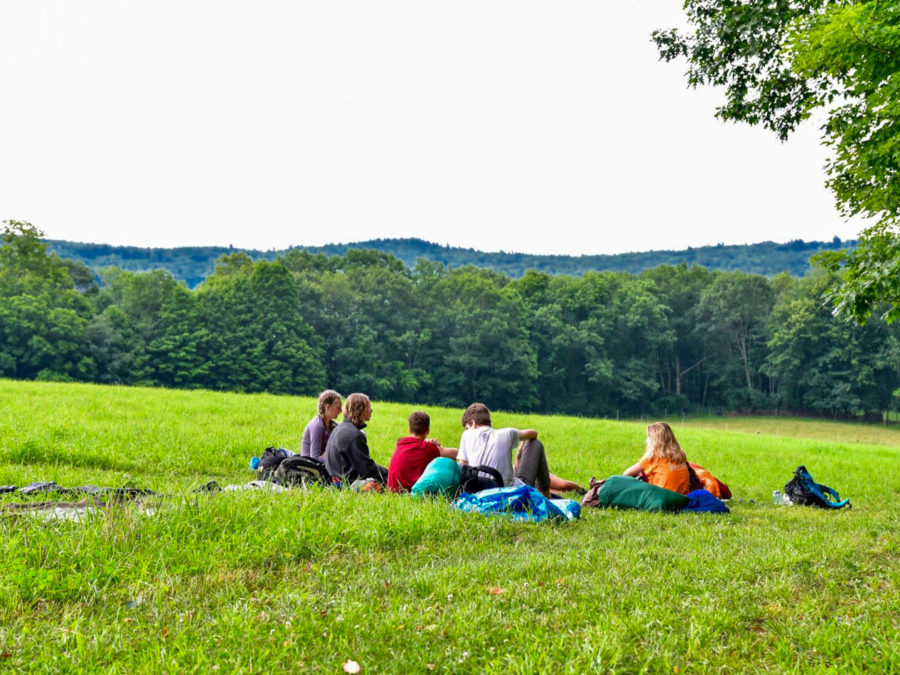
(772, 489, 782, 505)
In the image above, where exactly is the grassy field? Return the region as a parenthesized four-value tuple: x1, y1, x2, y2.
(676, 415, 900, 448)
(1, 379, 898, 673)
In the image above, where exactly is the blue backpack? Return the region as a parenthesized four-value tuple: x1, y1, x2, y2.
(784, 465, 850, 509)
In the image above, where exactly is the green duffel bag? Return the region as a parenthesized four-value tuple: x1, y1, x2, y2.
(410, 457, 461, 498)
(596, 475, 689, 512)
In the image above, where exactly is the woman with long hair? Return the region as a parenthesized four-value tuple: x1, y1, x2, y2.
(300, 389, 342, 462)
(623, 422, 691, 494)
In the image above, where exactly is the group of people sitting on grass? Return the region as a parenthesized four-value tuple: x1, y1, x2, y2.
(299, 389, 703, 497)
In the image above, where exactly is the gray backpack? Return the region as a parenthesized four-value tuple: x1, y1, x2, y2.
(275, 455, 331, 488)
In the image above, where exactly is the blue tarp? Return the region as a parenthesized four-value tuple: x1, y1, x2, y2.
(452, 485, 580, 522)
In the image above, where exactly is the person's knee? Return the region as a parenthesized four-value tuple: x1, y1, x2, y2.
(520, 438, 545, 456)
(516, 440, 549, 488)
(517, 440, 543, 469)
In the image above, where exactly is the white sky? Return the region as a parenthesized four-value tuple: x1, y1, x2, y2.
(0, 1, 864, 256)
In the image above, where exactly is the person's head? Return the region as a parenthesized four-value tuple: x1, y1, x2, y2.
(344, 393, 372, 426)
(408, 411, 430, 437)
(462, 403, 491, 429)
(317, 389, 342, 422)
(644, 422, 687, 463)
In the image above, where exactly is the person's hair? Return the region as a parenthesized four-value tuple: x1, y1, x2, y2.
(343, 393, 371, 426)
(408, 411, 430, 436)
(462, 403, 491, 428)
(317, 389, 342, 418)
(643, 422, 688, 464)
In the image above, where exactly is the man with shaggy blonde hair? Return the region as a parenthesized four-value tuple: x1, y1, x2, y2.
(324, 393, 388, 485)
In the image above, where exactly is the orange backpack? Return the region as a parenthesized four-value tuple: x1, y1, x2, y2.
(688, 463, 732, 500)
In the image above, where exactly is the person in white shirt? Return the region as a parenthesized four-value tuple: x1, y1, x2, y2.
(456, 403, 583, 497)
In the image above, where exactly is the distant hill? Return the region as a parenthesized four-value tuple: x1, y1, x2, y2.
(44, 236, 854, 288)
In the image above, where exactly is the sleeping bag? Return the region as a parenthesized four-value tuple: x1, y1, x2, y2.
(596, 475, 690, 512)
(689, 463, 731, 499)
(410, 457, 461, 498)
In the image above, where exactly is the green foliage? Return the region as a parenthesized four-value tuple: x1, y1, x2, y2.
(90, 268, 183, 383)
(789, 2, 900, 223)
(766, 272, 900, 416)
(699, 272, 775, 404)
(641, 264, 714, 404)
(425, 267, 537, 410)
(1, 220, 74, 295)
(654, 0, 899, 224)
(44, 236, 855, 288)
(148, 286, 210, 388)
(654, 1, 900, 324)
(815, 222, 900, 324)
(653, 0, 827, 141)
(0, 221, 93, 380)
(195, 256, 326, 395)
(4, 227, 900, 418)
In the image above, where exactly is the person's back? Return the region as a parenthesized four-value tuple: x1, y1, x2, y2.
(637, 455, 690, 494)
(324, 420, 364, 481)
(457, 425, 520, 487)
(301, 415, 329, 461)
(624, 421, 691, 495)
(456, 402, 577, 497)
(324, 393, 387, 485)
(387, 436, 440, 493)
(387, 411, 456, 493)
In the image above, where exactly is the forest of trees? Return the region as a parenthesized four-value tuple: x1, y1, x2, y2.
(45, 236, 855, 289)
(4, 222, 898, 420)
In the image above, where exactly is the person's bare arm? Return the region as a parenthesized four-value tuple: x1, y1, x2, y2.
(623, 463, 644, 477)
(425, 437, 458, 460)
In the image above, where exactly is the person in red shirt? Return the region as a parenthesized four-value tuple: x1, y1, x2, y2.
(623, 421, 691, 494)
(387, 411, 458, 493)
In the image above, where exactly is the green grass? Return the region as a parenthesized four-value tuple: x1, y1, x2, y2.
(675, 415, 900, 448)
(1, 379, 899, 673)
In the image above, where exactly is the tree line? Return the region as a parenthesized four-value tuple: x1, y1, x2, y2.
(45, 235, 854, 289)
(4, 221, 898, 420)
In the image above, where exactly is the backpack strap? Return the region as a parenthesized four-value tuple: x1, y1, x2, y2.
(809, 480, 851, 508)
(472, 465, 503, 485)
(458, 464, 504, 494)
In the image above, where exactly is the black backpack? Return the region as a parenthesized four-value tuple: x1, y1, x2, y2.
(257, 447, 292, 481)
(459, 465, 504, 494)
(784, 465, 850, 509)
(275, 455, 331, 488)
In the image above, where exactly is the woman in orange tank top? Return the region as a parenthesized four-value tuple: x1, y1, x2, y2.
(623, 422, 691, 495)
